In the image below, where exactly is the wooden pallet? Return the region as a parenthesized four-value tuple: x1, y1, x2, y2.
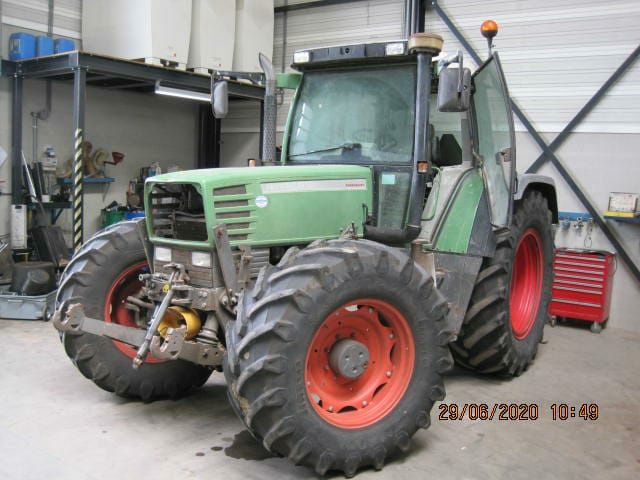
(134, 57, 187, 71)
(187, 66, 217, 76)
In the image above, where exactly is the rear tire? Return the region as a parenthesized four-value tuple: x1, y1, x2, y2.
(451, 191, 553, 376)
(224, 239, 454, 476)
(56, 221, 212, 401)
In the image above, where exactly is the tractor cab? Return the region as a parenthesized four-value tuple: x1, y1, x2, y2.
(281, 31, 516, 243)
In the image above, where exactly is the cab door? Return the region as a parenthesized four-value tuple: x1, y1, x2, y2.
(471, 53, 516, 227)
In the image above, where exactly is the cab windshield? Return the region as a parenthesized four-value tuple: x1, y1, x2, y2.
(287, 65, 416, 165)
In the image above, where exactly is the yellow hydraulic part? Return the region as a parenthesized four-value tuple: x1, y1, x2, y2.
(158, 306, 201, 340)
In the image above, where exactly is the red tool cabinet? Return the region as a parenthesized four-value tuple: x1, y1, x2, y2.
(549, 249, 616, 332)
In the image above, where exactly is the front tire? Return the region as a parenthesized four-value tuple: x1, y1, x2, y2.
(451, 191, 554, 376)
(56, 221, 212, 400)
(224, 239, 454, 476)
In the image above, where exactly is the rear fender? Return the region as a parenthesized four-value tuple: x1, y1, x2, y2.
(515, 174, 558, 223)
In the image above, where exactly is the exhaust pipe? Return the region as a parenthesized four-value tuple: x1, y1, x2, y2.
(259, 53, 277, 165)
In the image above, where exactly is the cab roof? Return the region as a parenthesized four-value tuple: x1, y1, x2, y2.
(291, 40, 417, 71)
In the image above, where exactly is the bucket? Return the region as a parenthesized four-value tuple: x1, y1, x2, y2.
(102, 209, 125, 227)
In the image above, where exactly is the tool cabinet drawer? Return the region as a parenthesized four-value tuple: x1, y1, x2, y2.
(549, 249, 615, 323)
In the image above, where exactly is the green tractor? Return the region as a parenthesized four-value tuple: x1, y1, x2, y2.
(54, 26, 557, 476)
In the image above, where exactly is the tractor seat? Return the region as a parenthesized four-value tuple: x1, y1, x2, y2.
(436, 134, 462, 167)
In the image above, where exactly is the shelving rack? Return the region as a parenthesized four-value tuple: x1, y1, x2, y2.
(60, 177, 115, 185)
(1, 51, 265, 252)
(604, 215, 640, 224)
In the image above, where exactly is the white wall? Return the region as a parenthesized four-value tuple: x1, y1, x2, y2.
(1, 0, 81, 40)
(426, 0, 640, 133)
(0, 75, 200, 241)
(517, 131, 640, 332)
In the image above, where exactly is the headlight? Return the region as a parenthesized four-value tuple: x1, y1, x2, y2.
(154, 246, 172, 263)
(293, 51, 310, 63)
(385, 42, 405, 56)
(191, 251, 212, 268)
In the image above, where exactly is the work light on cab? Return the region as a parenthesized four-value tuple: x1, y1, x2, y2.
(385, 42, 405, 56)
(293, 51, 310, 64)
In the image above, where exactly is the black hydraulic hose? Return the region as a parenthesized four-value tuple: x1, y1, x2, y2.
(365, 51, 433, 244)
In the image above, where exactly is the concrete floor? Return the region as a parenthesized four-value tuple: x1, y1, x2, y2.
(0, 320, 638, 480)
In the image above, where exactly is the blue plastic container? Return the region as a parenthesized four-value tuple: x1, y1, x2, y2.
(36, 36, 54, 57)
(124, 211, 145, 221)
(54, 38, 75, 54)
(9, 32, 37, 61)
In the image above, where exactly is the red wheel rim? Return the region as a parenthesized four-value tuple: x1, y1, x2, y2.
(304, 299, 415, 429)
(510, 228, 544, 340)
(104, 262, 163, 363)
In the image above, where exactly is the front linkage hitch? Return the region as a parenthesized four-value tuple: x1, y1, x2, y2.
(52, 287, 224, 368)
(52, 224, 246, 370)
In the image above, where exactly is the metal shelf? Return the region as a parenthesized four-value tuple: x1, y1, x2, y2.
(1, 52, 264, 99)
(61, 177, 115, 185)
(3, 51, 265, 251)
(28, 201, 72, 209)
(27, 201, 72, 224)
(604, 214, 640, 224)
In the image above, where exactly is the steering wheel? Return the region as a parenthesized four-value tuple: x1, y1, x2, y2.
(378, 133, 398, 151)
(352, 129, 398, 151)
(352, 128, 375, 143)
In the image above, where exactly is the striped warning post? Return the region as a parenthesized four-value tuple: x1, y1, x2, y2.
(72, 128, 83, 252)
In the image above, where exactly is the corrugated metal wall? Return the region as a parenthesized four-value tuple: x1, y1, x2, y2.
(223, 0, 405, 135)
(273, 0, 404, 128)
(1, 0, 81, 38)
(426, 0, 640, 134)
(3, 1, 638, 135)
(265, 0, 640, 135)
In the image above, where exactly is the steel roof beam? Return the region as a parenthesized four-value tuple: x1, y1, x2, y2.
(526, 45, 640, 174)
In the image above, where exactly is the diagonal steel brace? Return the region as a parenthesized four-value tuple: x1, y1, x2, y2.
(429, 1, 640, 283)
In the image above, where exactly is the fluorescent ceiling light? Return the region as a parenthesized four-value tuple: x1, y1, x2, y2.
(155, 82, 210, 102)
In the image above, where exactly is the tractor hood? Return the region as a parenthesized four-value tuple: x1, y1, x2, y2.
(145, 165, 373, 248)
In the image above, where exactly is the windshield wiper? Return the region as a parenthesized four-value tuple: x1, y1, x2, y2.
(289, 142, 362, 158)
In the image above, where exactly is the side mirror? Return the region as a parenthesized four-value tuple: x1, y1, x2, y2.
(437, 67, 471, 112)
(211, 80, 229, 118)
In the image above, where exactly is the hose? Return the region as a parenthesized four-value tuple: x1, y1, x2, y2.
(423, 166, 442, 221)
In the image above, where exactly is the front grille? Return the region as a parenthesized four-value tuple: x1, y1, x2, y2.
(149, 183, 207, 241)
(213, 185, 247, 196)
(154, 246, 270, 288)
(154, 248, 221, 288)
(213, 185, 255, 243)
(233, 247, 270, 278)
